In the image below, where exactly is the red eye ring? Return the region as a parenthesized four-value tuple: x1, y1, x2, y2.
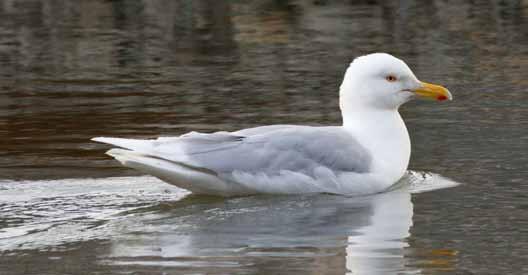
(386, 75, 397, 82)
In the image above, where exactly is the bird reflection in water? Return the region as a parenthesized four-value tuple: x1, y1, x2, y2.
(104, 184, 428, 274)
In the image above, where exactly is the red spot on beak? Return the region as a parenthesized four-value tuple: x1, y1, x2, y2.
(437, 95, 448, 101)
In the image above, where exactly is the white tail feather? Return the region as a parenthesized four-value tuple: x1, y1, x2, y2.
(92, 137, 154, 153)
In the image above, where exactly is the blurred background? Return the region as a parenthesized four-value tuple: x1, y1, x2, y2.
(1, 0, 526, 180)
(0, 0, 527, 274)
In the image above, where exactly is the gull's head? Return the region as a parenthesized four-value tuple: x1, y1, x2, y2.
(339, 53, 452, 112)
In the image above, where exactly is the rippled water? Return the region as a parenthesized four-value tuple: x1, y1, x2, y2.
(1, 172, 459, 274)
(1, 0, 527, 274)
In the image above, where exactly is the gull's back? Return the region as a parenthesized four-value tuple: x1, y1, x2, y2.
(93, 125, 372, 196)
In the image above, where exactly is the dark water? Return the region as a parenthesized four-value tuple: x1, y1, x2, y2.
(0, 0, 527, 274)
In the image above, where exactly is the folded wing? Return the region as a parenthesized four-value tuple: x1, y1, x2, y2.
(93, 125, 372, 194)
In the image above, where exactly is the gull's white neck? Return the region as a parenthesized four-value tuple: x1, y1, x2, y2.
(341, 106, 411, 184)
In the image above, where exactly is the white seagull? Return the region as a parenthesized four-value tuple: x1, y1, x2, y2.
(93, 53, 452, 196)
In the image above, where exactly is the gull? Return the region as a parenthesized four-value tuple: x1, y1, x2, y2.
(93, 53, 452, 196)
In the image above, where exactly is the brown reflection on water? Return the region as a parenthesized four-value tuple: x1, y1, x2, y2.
(0, 1, 527, 273)
(1, 0, 525, 180)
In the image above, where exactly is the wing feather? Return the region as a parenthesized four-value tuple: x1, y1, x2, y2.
(94, 126, 372, 182)
(151, 126, 372, 177)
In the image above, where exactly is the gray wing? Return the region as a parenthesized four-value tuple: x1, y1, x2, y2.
(155, 125, 372, 177)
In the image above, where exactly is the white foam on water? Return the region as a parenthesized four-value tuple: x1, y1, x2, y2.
(403, 171, 461, 193)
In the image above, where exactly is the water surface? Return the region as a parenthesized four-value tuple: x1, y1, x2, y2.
(1, 0, 527, 274)
(1, 172, 459, 274)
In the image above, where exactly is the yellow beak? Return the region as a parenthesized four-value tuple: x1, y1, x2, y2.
(414, 81, 452, 101)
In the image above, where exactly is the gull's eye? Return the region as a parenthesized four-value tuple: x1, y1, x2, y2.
(385, 75, 397, 82)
